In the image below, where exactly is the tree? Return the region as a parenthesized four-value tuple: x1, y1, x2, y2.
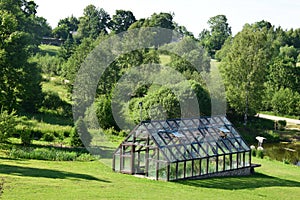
(263, 45, 300, 111)
(271, 88, 300, 115)
(199, 15, 232, 57)
(58, 15, 79, 33)
(76, 5, 111, 40)
(148, 12, 175, 46)
(215, 37, 232, 61)
(3, 0, 51, 46)
(167, 37, 210, 74)
(128, 12, 175, 46)
(62, 37, 97, 82)
(70, 117, 89, 147)
(286, 28, 300, 49)
(0, 108, 17, 142)
(53, 15, 79, 40)
(174, 22, 194, 38)
(0, 1, 43, 112)
(220, 24, 271, 125)
(94, 95, 117, 129)
(111, 10, 136, 34)
(267, 46, 300, 93)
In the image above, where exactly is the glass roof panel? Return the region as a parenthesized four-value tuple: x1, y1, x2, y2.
(115, 116, 250, 162)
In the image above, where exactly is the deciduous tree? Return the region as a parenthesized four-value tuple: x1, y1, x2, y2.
(199, 15, 232, 57)
(220, 24, 271, 124)
(111, 10, 136, 34)
(76, 5, 111, 40)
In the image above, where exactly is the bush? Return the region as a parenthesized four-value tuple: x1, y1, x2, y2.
(261, 130, 280, 143)
(0, 109, 18, 142)
(20, 127, 32, 146)
(42, 132, 55, 142)
(31, 129, 43, 140)
(32, 53, 63, 76)
(104, 127, 119, 136)
(271, 88, 300, 116)
(256, 149, 264, 159)
(70, 118, 92, 147)
(94, 95, 117, 130)
(251, 149, 257, 157)
(277, 120, 287, 130)
(63, 130, 71, 138)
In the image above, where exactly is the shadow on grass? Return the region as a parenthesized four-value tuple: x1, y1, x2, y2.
(177, 173, 300, 190)
(0, 164, 110, 183)
(22, 112, 73, 126)
(88, 146, 115, 159)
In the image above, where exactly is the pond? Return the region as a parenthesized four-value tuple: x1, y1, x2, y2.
(263, 143, 300, 166)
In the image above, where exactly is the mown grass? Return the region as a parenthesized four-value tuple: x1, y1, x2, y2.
(42, 76, 71, 104)
(159, 54, 171, 65)
(39, 44, 61, 56)
(0, 156, 299, 200)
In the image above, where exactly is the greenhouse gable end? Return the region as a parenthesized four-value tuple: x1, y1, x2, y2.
(113, 116, 254, 181)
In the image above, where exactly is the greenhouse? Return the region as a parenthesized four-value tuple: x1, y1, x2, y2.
(112, 116, 253, 181)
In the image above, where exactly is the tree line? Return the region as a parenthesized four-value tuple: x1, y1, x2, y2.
(1, 1, 299, 135)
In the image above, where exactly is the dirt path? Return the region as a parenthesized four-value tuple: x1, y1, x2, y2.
(257, 113, 300, 124)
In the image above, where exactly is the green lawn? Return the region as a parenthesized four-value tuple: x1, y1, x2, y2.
(160, 54, 171, 65)
(0, 157, 299, 200)
(39, 44, 61, 56)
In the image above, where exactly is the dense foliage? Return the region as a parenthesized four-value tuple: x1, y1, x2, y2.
(0, 0, 47, 113)
(1, 1, 299, 149)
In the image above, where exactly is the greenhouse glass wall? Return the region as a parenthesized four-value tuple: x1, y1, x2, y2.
(113, 116, 252, 181)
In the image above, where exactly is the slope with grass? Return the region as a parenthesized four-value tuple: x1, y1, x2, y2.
(0, 157, 299, 200)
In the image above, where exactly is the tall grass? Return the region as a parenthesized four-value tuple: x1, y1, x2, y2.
(9, 147, 95, 161)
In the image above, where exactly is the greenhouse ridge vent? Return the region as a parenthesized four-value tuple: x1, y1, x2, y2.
(113, 116, 258, 181)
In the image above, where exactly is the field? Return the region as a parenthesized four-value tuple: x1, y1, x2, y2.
(0, 156, 299, 200)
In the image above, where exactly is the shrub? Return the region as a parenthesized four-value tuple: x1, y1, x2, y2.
(63, 130, 70, 138)
(277, 120, 286, 130)
(94, 95, 117, 130)
(261, 130, 280, 143)
(33, 53, 63, 76)
(42, 132, 55, 142)
(20, 127, 32, 146)
(118, 130, 128, 137)
(31, 129, 43, 140)
(256, 149, 264, 159)
(271, 88, 300, 116)
(104, 127, 119, 136)
(251, 149, 257, 157)
(70, 118, 92, 147)
(0, 109, 18, 142)
(76, 153, 95, 161)
(70, 126, 83, 147)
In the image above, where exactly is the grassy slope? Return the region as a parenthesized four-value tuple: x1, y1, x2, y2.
(39, 44, 61, 56)
(2, 50, 298, 199)
(0, 157, 299, 200)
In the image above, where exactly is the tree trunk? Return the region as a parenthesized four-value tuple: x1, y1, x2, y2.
(244, 81, 250, 126)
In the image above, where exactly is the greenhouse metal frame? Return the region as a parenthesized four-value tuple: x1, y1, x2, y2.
(113, 116, 252, 181)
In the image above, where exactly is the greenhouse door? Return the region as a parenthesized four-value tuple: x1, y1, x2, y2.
(134, 148, 147, 175)
(120, 144, 134, 174)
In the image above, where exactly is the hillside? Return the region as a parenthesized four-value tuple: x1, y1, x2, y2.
(0, 157, 299, 199)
